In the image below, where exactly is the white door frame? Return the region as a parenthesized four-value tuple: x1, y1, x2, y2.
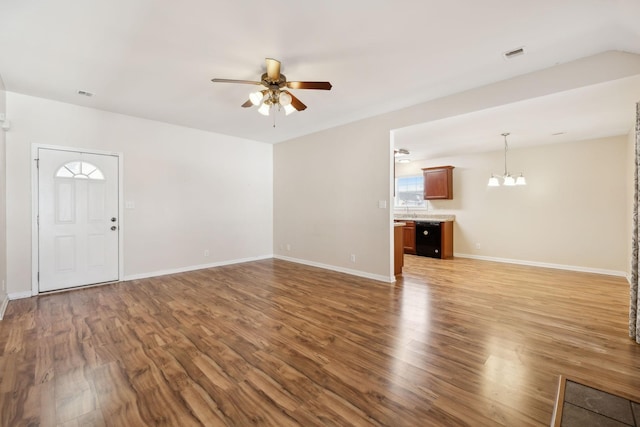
(31, 143, 124, 295)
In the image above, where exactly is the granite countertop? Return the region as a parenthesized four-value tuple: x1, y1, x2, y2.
(394, 214, 455, 222)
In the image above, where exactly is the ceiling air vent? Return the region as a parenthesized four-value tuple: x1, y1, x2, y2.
(77, 90, 94, 97)
(503, 47, 525, 60)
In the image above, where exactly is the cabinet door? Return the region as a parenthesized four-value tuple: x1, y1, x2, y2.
(403, 223, 416, 254)
(423, 166, 454, 200)
(440, 221, 454, 259)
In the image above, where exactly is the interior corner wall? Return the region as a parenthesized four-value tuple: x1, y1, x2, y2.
(628, 125, 637, 279)
(0, 76, 7, 316)
(5, 92, 273, 297)
(273, 123, 393, 282)
(396, 136, 628, 274)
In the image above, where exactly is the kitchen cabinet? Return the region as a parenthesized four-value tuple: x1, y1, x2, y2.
(402, 221, 416, 254)
(441, 221, 454, 259)
(394, 223, 404, 275)
(422, 166, 454, 200)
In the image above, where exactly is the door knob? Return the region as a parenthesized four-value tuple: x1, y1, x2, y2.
(111, 226, 117, 231)
(111, 217, 117, 222)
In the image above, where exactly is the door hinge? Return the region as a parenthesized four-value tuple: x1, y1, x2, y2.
(37, 272, 39, 282)
(35, 158, 39, 168)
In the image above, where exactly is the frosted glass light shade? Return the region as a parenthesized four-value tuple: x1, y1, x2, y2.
(488, 176, 500, 187)
(503, 175, 516, 186)
(515, 174, 527, 185)
(249, 91, 264, 106)
(279, 91, 292, 106)
(258, 103, 271, 116)
(283, 104, 296, 115)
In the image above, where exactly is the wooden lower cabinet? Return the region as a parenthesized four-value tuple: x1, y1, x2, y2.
(440, 221, 454, 259)
(402, 221, 416, 254)
(394, 225, 404, 276)
(414, 220, 454, 259)
(395, 219, 453, 259)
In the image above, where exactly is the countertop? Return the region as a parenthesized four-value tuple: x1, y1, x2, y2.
(394, 222, 406, 227)
(394, 214, 455, 222)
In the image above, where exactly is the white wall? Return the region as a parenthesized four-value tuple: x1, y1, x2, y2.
(627, 126, 636, 279)
(273, 51, 640, 282)
(0, 75, 7, 317)
(273, 124, 393, 281)
(396, 136, 628, 275)
(6, 92, 273, 296)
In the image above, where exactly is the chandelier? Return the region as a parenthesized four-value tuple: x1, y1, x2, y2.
(488, 133, 526, 186)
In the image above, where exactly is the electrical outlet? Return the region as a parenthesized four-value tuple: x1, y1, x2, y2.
(204, 249, 210, 257)
(350, 254, 356, 263)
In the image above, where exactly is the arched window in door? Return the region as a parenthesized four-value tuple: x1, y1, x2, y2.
(55, 161, 105, 180)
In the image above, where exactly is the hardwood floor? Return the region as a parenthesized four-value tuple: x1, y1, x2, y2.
(1, 256, 639, 426)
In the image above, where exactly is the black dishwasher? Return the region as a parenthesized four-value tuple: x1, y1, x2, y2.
(415, 221, 442, 258)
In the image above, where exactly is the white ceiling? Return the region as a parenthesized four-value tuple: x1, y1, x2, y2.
(393, 74, 640, 161)
(1, 0, 640, 149)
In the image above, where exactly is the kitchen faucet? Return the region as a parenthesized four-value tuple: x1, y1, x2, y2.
(405, 205, 417, 218)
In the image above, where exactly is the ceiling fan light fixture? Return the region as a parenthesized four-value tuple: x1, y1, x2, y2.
(503, 175, 516, 186)
(279, 91, 292, 106)
(211, 58, 332, 120)
(283, 104, 296, 115)
(257, 103, 271, 116)
(488, 175, 500, 187)
(249, 90, 264, 106)
(515, 173, 527, 186)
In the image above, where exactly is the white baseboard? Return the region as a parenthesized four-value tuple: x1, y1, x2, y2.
(8, 291, 33, 300)
(0, 293, 8, 319)
(454, 253, 627, 278)
(274, 254, 395, 283)
(123, 254, 274, 281)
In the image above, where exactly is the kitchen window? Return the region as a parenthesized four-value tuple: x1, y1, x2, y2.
(395, 175, 426, 208)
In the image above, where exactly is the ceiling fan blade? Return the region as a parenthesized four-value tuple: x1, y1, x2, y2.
(211, 78, 262, 85)
(286, 81, 332, 90)
(286, 91, 307, 111)
(265, 58, 281, 81)
(241, 99, 253, 108)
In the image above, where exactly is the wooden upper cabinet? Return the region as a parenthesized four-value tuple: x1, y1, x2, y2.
(422, 166, 454, 200)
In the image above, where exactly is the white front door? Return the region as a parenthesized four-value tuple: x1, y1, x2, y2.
(38, 148, 120, 292)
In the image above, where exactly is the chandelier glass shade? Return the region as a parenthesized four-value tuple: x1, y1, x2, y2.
(488, 133, 526, 187)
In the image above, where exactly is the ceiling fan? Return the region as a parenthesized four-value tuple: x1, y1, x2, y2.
(211, 58, 332, 116)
